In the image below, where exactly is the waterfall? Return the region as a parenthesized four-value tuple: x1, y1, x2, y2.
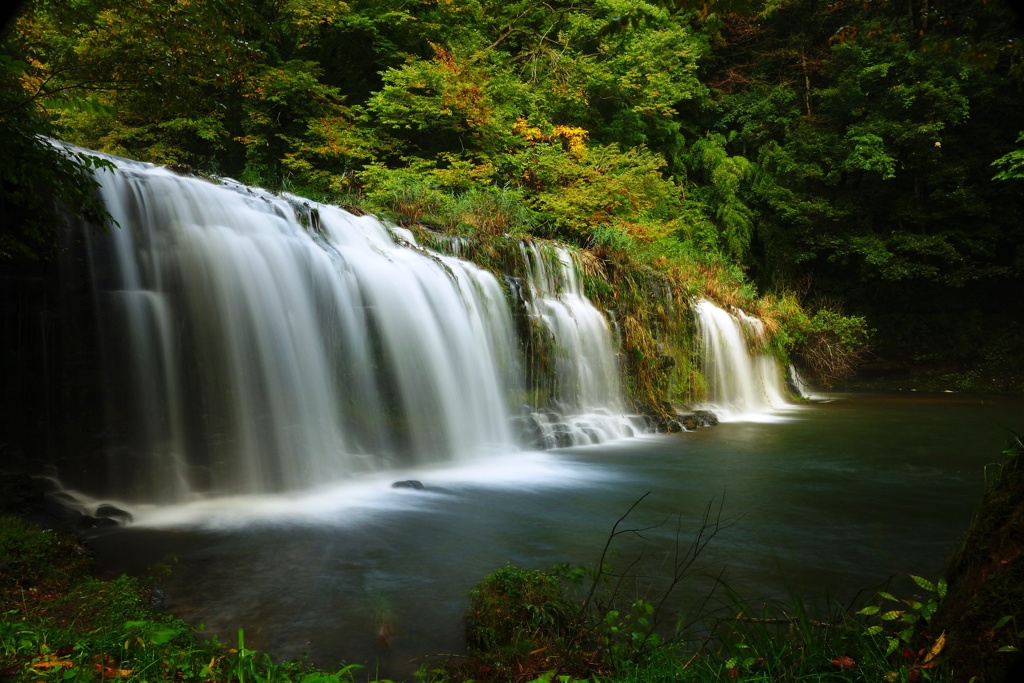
(55, 147, 804, 508)
(788, 364, 813, 399)
(81, 157, 519, 503)
(514, 242, 640, 446)
(694, 299, 790, 420)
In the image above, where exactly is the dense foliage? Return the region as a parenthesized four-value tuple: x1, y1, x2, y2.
(2, 0, 1023, 388)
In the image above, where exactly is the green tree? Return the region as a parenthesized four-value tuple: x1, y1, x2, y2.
(1, 16, 110, 262)
(8, 0, 257, 167)
(701, 0, 1024, 367)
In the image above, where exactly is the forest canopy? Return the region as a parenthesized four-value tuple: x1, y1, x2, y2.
(2, 0, 1023, 385)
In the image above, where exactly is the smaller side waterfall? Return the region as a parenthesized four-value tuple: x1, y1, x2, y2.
(514, 242, 641, 447)
(695, 299, 790, 420)
(788, 364, 814, 399)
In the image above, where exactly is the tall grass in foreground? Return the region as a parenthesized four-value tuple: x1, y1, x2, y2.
(433, 572, 955, 683)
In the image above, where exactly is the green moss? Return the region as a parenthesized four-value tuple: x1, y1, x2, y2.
(0, 515, 90, 593)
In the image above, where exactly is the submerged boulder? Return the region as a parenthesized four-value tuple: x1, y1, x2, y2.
(94, 503, 133, 525)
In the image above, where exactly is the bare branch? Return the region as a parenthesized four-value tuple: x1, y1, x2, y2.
(579, 490, 652, 615)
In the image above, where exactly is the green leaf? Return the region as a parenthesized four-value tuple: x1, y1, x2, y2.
(910, 575, 936, 593)
(881, 610, 904, 621)
(149, 628, 179, 645)
(634, 600, 654, 616)
(992, 132, 1024, 181)
(857, 605, 880, 616)
(994, 616, 1014, 630)
(997, 645, 1020, 653)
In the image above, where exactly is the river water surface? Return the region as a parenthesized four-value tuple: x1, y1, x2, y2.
(88, 391, 1023, 678)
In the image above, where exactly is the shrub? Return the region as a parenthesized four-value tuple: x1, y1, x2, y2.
(465, 563, 584, 674)
(782, 307, 872, 387)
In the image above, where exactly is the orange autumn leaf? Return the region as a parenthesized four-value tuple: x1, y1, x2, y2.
(95, 664, 134, 677)
(32, 658, 73, 669)
(832, 655, 856, 669)
(922, 631, 946, 664)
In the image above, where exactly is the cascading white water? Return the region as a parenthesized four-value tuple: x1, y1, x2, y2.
(83, 158, 518, 503)
(516, 242, 640, 445)
(788, 364, 813, 399)
(63, 146, 805, 509)
(695, 299, 790, 420)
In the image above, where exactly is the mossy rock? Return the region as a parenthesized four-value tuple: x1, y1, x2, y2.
(934, 451, 1024, 682)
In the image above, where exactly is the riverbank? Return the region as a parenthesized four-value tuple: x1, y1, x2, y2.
(0, 510, 961, 683)
(839, 354, 1024, 396)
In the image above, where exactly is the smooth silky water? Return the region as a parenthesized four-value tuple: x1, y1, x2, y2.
(86, 391, 1023, 679)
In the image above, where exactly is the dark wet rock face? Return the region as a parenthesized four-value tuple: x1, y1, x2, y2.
(0, 473, 44, 513)
(635, 403, 720, 434)
(2, 473, 133, 532)
(934, 451, 1024, 682)
(1, 474, 82, 531)
(691, 410, 720, 427)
